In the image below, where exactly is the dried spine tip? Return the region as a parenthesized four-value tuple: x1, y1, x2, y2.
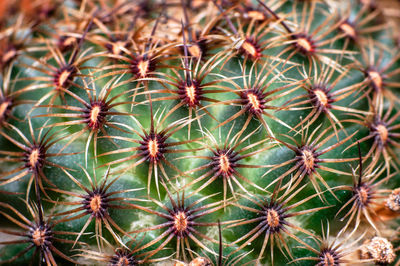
(173, 211, 188, 235)
(131, 56, 156, 78)
(311, 87, 331, 109)
(240, 38, 261, 59)
(339, 22, 357, 39)
(26, 146, 45, 171)
(246, 10, 266, 21)
(54, 65, 76, 89)
(185, 85, 196, 103)
(29, 149, 40, 168)
(109, 249, 137, 266)
(106, 41, 127, 56)
(0, 98, 12, 123)
(86, 101, 108, 130)
(374, 123, 388, 145)
(58, 36, 77, 51)
(360, 237, 396, 264)
(90, 195, 102, 213)
(213, 149, 238, 177)
(297, 38, 312, 51)
(189, 257, 212, 266)
(247, 93, 260, 110)
(30, 224, 52, 247)
(319, 249, 339, 266)
(84, 191, 107, 218)
(137, 60, 150, 77)
(354, 184, 371, 207)
(367, 69, 383, 91)
(90, 106, 100, 123)
(188, 44, 202, 59)
(173, 257, 212, 266)
(264, 204, 284, 233)
(2, 47, 17, 65)
(299, 146, 317, 173)
(294, 34, 315, 54)
(182, 39, 207, 59)
(140, 133, 166, 162)
(220, 154, 231, 172)
(116, 257, 132, 266)
(386, 188, 400, 212)
(242, 88, 265, 115)
(0, 99, 11, 115)
(178, 79, 202, 107)
(148, 139, 159, 158)
(360, 0, 377, 9)
(266, 209, 280, 229)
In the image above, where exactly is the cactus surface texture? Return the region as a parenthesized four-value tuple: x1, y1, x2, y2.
(0, 0, 400, 265)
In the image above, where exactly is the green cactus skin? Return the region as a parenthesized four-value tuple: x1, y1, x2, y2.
(0, 0, 399, 265)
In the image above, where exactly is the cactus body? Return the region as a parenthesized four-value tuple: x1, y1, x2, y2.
(0, 0, 399, 265)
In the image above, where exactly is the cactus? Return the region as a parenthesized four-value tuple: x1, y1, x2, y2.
(0, 0, 399, 265)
